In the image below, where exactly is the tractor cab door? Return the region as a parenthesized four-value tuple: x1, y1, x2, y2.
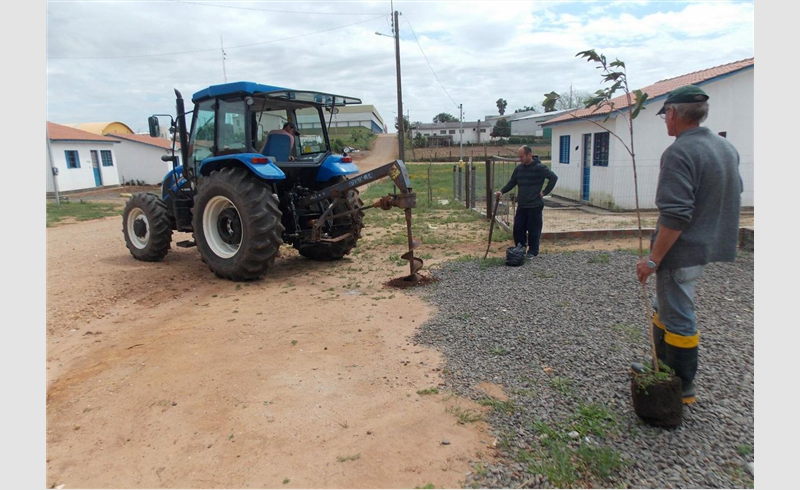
(190, 99, 216, 178)
(216, 98, 248, 155)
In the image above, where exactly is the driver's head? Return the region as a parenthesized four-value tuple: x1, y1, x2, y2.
(283, 122, 300, 136)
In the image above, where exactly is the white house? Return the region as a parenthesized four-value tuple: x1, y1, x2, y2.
(46, 122, 121, 193)
(297, 104, 385, 133)
(114, 133, 180, 185)
(542, 58, 754, 210)
(411, 121, 491, 145)
(510, 109, 573, 137)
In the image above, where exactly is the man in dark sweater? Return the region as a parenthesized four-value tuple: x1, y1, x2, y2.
(634, 85, 743, 404)
(496, 146, 558, 258)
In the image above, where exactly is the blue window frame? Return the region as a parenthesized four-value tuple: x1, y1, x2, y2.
(100, 150, 113, 166)
(559, 135, 570, 163)
(592, 132, 610, 167)
(65, 150, 80, 169)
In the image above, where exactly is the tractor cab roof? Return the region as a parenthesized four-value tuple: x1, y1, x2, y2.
(191, 81, 362, 106)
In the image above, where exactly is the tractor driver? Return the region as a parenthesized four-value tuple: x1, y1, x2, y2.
(262, 122, 300, 161)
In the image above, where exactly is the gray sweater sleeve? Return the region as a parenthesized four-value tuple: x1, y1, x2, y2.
(656, 149, 695, 231)
(542, 168, 558, 196)
(500, 166, 518, 195)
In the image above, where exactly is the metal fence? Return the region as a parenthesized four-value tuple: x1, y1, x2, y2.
(454, 158, 754, 224)
(452, 156, 521, 228)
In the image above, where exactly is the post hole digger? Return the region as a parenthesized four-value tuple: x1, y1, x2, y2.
(122, 81, 422, 281)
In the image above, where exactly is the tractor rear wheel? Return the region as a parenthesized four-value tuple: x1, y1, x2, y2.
(296, 180, 364, 261)
(122, 192, 173, 261)
(193, 167, 283, 281)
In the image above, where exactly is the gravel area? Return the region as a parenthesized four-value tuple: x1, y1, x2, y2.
(414, 251, 754, 488)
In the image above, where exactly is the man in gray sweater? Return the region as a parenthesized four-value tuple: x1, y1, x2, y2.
(634, 85, 743, 404)
(496, 147, 558, 258)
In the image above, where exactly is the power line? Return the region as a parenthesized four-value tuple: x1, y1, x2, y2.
(48, 14, 387, 60)
(177, 1, 381, 16)
(403, 17, 459, 109)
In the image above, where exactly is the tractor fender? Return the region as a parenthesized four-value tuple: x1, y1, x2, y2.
(162, 165, 189, 201)
(316, 154, 359, 182)
(199, 154, 286, 180)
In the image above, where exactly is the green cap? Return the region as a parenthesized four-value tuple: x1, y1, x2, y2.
(656, 85, 709, 115)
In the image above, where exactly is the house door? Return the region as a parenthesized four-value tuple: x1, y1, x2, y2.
(581, 134, 592, 201)
(91, 150, 103, 187)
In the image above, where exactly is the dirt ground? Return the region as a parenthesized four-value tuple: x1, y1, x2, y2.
(46, 135, 753, 488)
(46, 135, 496, 489)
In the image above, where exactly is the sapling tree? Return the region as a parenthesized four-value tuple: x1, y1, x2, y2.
(543, 50, 661, 372)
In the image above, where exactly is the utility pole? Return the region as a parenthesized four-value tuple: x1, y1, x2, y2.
(459, 104, 464, 161)
(393, 10, 405, 161)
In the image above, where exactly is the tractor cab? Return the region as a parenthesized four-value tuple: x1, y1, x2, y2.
(187, 82, 361, 175)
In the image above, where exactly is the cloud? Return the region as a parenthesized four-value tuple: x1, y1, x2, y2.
(46, 1, 753, 129)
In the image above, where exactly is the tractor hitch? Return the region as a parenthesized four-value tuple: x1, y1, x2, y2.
(300, 160, 423, 282)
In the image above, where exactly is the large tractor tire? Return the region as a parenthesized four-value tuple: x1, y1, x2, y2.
(122, 193, 173, 261)
(193, 167, 283, 281)
(296, 180, 364, 261)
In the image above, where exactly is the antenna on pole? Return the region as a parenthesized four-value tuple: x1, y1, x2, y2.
(221, 36, 228, 83)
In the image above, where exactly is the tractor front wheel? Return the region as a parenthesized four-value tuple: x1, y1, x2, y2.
(193, 167, 283, 281)
(122, 193, 173, 261)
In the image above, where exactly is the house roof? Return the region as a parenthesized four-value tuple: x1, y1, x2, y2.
(415, 121, 485, 130)
(513, 108, 574, 122)
(115, 133, 179, 150)
(64, 121, 134, 135)
(333, 105, 384, 125)
(48, 122, 120, 143)
(543, 58, 754, 126)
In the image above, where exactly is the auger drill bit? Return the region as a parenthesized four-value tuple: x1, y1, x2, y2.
(402, 208, 423, 281)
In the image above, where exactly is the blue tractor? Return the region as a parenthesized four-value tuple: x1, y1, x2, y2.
(122, 82, 422, 281)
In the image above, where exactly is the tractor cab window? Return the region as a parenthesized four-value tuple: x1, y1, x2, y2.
(253, 107, 289, 153)
(190, 99, 216, 170)
(294, 107, 329, 160)
(217, 99, 247, 153)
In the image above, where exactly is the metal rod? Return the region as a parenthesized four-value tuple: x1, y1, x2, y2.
(394, 10, 405, 162)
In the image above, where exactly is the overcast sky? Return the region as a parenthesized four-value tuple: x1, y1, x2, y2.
(46, 0, 754, 132)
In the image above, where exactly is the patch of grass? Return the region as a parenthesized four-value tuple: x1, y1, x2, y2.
(549, 376, 574, 396)
(479, 257, 505, 270)
(571, 403, 617, 438)
(478, 397, 515, 414)
(491, 346, 508, 356)
(416, 387, 440, 396)
(336, 453, 361, 462)
(472, 462, 488, 477)
(588, 253, 611, 264)
(291, 340, 298, 346)
(527, 419, 626, 486)
(446, 406, 484, 425)
(527, 439, 580, 488)
(414, 484, 435, 489)
(282, 478, 290, 485)
(46, 201, 122, 227)
(577, 444, 626, 478)
(737, 444, 753, 456)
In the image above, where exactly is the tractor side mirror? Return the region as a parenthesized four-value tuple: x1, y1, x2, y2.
(148, 116, 160, 138)
(326, 107, 340, 114)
